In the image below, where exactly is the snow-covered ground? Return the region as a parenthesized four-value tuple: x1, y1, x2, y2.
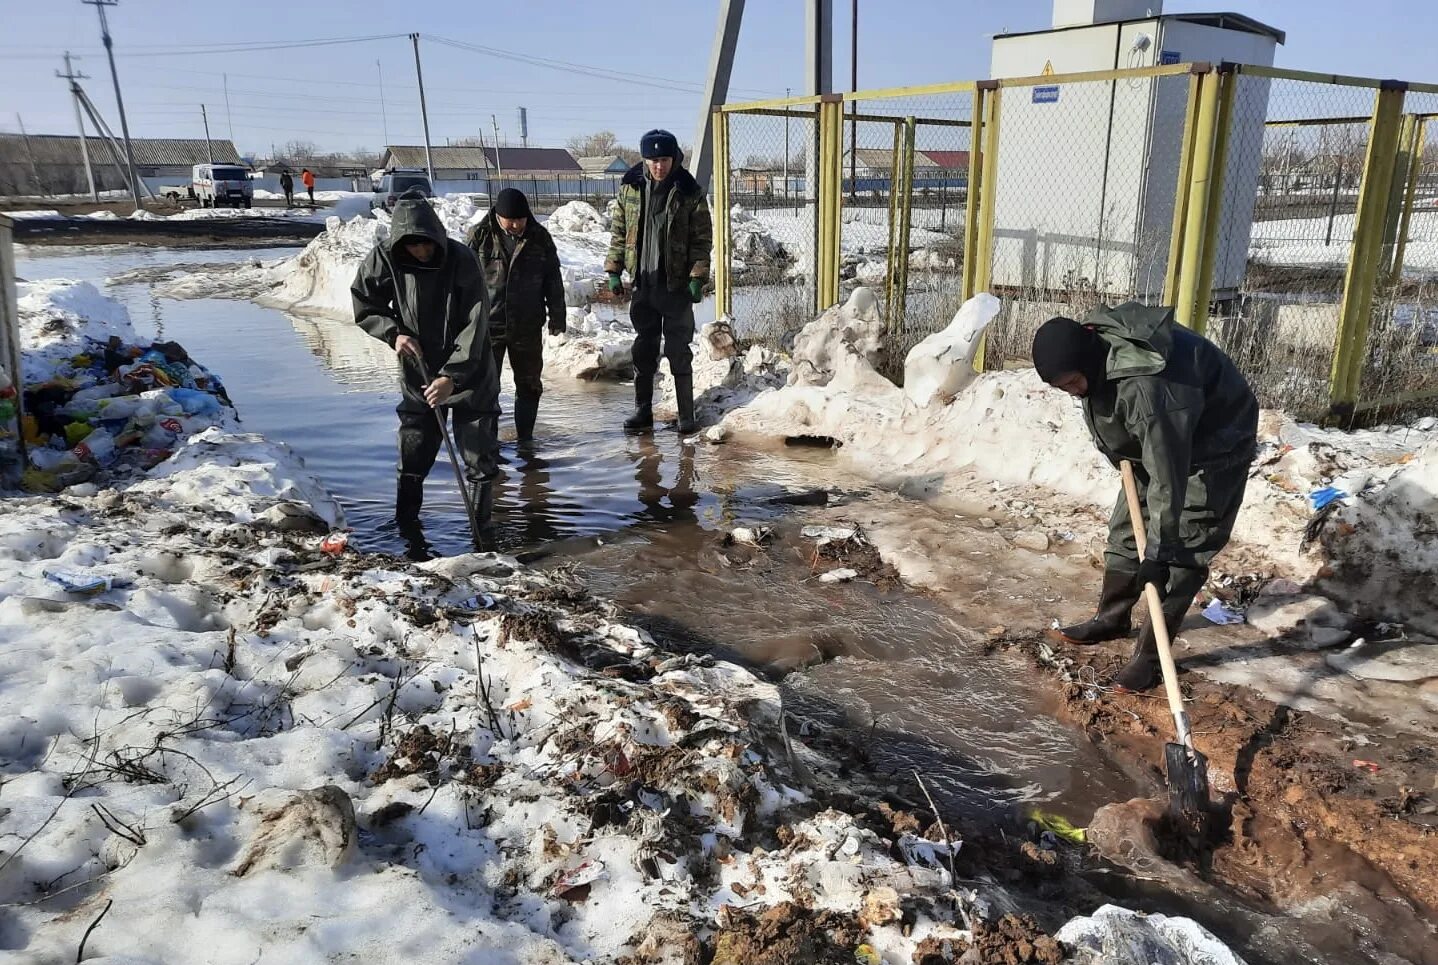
(1251, 207, 1438, 274)
(0, 267, 1266, 965)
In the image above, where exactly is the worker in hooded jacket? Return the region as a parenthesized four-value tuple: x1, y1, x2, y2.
(1032, 303, 1258, 691)
(466, 187, 567, 444)
(351, 191, 500, 536)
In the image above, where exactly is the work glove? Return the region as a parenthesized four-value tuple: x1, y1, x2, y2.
(687, 278, 705, 303)
(1136, 558, 1170, 593)
(607, 273, 623, 295)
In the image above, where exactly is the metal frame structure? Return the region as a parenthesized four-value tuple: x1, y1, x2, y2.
(716, 60, 1438, 418)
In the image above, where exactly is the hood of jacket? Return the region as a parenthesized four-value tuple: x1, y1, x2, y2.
(388, 197, 449, 270)
(620, 161, 701, 198)
(1082, 301, 1174, 380)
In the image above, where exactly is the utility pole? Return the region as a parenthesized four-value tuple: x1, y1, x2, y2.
(491, 114, 504, 178)
(15, 115, 42, 195)
(691, 0, 745, 190)
(784, 87, 791, 208)
(58, 52, 98, 201)
(409, 33, 435, 183)
(83, 0, 141, 209)
(223, 73, 234, 143)
(74, 84, 158, 201)
(376, 59, 390, 146)
(201, 104, 214, 163)
(849, 0, 858, 202)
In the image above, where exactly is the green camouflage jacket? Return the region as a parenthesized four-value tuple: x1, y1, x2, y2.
(604, 162, 712, 291)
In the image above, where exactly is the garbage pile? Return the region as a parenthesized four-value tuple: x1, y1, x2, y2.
(13, 336, 232, 492)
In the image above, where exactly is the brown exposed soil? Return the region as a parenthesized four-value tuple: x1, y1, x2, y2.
(1002, 630, 1438, 929)
(708, 902, 865, 964)
(912, 914, 1066, 965)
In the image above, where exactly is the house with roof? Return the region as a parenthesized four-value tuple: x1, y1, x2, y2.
(578, 155, 631, 177)
(0, 134, 242, 197)
(379, 146, 582, 181)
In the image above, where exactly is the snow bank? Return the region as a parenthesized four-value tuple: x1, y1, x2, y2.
(1056, 905, 1247, 965)
(1320, 439, 1438, 636)
(16, 279, 137, 383)
(546, 199, 608, 234)
(719, 290, 1438, 589)
(263, 215, 387, 316)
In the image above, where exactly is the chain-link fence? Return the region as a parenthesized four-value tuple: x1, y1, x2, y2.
(717, 63, 1438, 420)
(719, 107, 817, 352)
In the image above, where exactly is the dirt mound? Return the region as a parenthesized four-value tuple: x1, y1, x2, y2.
(710, 902, 865, 964)
(913, 914, 1065, 965)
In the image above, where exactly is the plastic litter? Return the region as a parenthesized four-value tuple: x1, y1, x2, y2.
(319, 533, 349, 555)
(548, 859, 607, 898)
(167, 387, 223, 417)
(729, 525, 773, 546)
(854, 945, 881, 965)
(31, 448, 81, 472)
(1309, 486, 1348, 511)
(44, 569, 116, 595)
(1026, 808, 1087, 845)
(818, 568, 859, 584)
(897, 833, 961, 869)
(1352, 759, 1381, 774)
(1201, 599, 1245, 625)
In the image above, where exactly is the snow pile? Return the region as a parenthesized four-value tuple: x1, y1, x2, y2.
(719, 291, 1438, 585)
(265, 215, 388, 316)
(546, 200, 608, 234)
(546, 308, 635, 380)
(902, 292, 999, 408)
(728, 204, 789, 273)
(16, 279, 136, 381)
(1319, 439, 1438, 636)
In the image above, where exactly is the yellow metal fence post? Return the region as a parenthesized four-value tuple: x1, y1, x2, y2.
(972, 82, 1002, 372)
(1191, 65, 1237, 335)
(1174, 64, 1220, 331)
(1330, 82, 1408, 419)
(712, 110, 732, 320)
(816, 96, 844, 313)
(1163, 71, 1205, 305)
(962, 86, 986, 303)
(1391, 116, 1427, 284)
(886, 119, 903, 321)
(892, 116, 917, 335)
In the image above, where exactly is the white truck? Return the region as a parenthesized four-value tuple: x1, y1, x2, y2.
(190, 163, 253, 208)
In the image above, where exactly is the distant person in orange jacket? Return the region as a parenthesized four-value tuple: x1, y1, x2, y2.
(301, 167, 316, 205)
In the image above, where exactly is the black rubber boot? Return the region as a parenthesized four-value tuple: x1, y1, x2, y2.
(624, 374, 654, 434)
(1059, 566, 1141, 644)
(674, 374, 699, 435)
(1113, 565, 1207, 691)
(513, 393, 540, 442)
(470, 479, 496, 551)
(396, 473, 425, 523)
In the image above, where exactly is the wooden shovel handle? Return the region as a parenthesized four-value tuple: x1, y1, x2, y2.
(1120, 460, 1194, 748)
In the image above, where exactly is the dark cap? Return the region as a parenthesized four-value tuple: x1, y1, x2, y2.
(494, 188, 532, 220)
(640, 129, 680, 160)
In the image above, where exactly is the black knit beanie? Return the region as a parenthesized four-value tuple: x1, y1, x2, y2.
(493, 188, 532, 220)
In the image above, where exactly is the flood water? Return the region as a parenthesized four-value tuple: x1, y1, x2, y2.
(17, 244, 1149, 827)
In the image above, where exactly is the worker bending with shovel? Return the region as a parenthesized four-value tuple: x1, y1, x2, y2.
(1033, 303, 1258, 691)
(352, 191, 500, 545)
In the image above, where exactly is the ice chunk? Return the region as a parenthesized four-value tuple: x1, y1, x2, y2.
(903, 293, 1001, 409)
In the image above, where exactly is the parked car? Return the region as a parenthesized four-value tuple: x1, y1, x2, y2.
(192, 163, 253, 208)
(372, 170, 433, 212)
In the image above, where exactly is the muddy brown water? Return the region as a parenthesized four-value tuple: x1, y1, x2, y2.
(20, 245, 1432, 965)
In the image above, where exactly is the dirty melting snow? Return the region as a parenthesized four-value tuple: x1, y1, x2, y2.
(0, 280, 1070, 965)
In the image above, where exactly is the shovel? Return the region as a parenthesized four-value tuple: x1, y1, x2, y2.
(1120, 459, 1212, 825)
(407, 354, 484, 546)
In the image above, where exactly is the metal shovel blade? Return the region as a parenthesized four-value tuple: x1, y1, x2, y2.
(1164, 741, 1212, 820)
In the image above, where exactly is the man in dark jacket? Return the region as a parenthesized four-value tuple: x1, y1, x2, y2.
(279, 170, 295, 207)
(352, 192, 500, 534)
(605, 129, 712, 435)
(1032, 303, 1259, 691)
(466, 188, 566, 443)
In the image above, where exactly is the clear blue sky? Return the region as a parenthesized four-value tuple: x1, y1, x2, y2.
(0, 0, 1433, 157)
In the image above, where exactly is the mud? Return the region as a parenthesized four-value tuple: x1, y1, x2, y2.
(913, 914, 1066, 965)
(708, 902, 865, 964)
(1003, 629, 1438, 964)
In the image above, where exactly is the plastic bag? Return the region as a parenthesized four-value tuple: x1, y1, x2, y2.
(167, 387, 222, 417)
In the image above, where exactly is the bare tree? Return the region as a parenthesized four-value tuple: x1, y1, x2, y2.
(281, 139, 320, 161)
(566, 130, 639, 165)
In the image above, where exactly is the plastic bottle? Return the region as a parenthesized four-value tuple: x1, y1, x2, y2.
(74, 429, 116, 466)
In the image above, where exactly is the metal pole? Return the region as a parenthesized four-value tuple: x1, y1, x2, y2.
(1163, 72, 1203, 304)
(1330, 83, 1407, 418)
(1325, 149, 1344, 247)
(691, 0, 745, 191)
(806, 0, 834, 310)
(377, 59, 390, 146)
(409, 33, 436, 183)
(59, 53, 98, 201)
(962, 86, 986, 303)
(1174, 69, 1221, 330)
(201, 105, 213, 164)
(971, 85, 1002, 372)
(848, 0, 857, 202)
(783, 87, 791, 205)
(83, 0, 141, 209)
(1191, 67, 1237, 335)
(713, 110, 733, 319)
(1391, 116, 1427, 284)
